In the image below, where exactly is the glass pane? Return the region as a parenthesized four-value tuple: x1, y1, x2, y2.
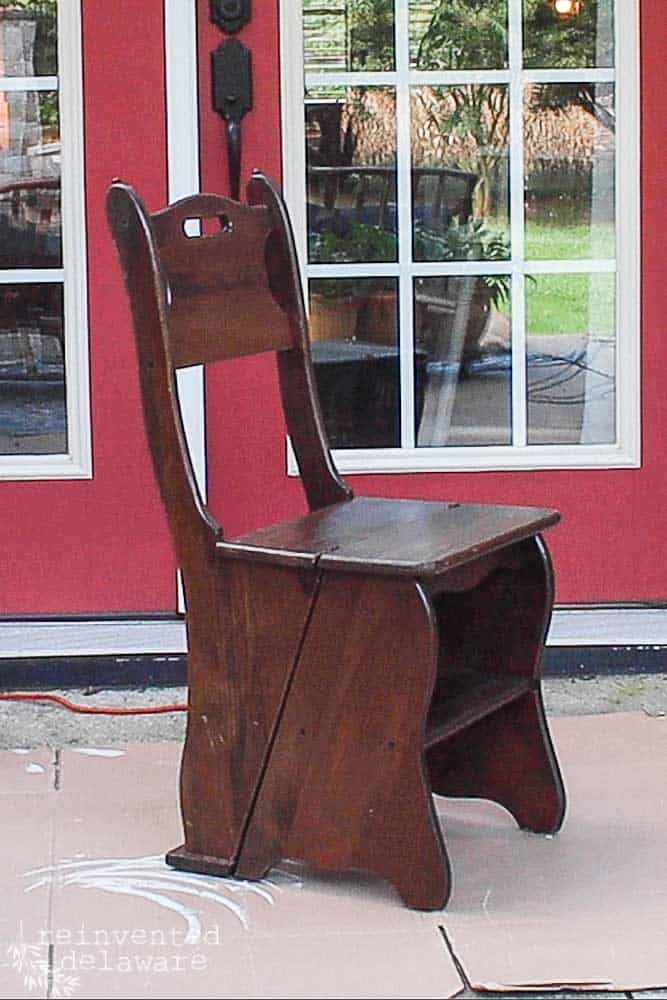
(306, 87, 397, 264)
(525, 83, 615, 260)
(415, 274, 512, 446)
(0, 2, 57, 76)
(410, 0, 508, 70)
(523, 0, 613, 70)
(0, 282, 66, 454)
(0, 89, 61, 267)
(303, 0, 395, 73)
(411, 86, 509, 261)
(526, 273, 615, 445)
(309, 276, 400, 448)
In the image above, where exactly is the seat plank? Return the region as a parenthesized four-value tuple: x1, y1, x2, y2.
(218, 496, 560, 576)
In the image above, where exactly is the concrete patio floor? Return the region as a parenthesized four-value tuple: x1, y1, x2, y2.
(0, 680, 665, 999)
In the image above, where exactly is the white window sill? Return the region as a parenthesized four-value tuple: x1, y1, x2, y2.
(286, 437, 640, 476)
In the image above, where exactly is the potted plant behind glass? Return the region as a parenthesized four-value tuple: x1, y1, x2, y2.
(414, 216, 510, 363)
(308, 223, 398, 342)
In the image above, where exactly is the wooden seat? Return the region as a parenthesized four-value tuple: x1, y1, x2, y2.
(107, 172, 565, 910)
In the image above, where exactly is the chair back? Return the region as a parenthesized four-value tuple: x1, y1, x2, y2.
(106, 172, 350, 570)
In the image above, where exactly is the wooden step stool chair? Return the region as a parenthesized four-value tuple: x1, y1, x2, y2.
(107, 172, 566, 910)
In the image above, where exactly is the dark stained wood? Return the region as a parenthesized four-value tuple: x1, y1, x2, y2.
(425, 671, 532, 747)
(426, 535, 566, 831)
(153, 194, 294, 367)
(427, 690, 566, 833)
(236, 573, 451, 910)
(219, 496, 560, 576)
(246, 172, 352, 511)
(169, 560, 319, 868)
(106, 182, 220, 564)
(107, 172, 566, 910)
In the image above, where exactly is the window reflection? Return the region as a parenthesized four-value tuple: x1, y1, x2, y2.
(409, 0, 508, 71)
(526, 273, 615, 445)
(0, 89, 61, 267)
(0, 3, 57, 76)
(309, 277, 401, 449)
(525, 83, 615, 260)
(0, 282, 66, 454)
(306, 87, 397, 265)
(303, 0, 395, 73)
(523, 0, 613, 69)
(415, 274, 512, 446)
(411, 86, 510, 258)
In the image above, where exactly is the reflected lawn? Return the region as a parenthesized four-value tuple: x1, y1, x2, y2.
(526, 273, 615, 336)
(525, 220, 615, 260)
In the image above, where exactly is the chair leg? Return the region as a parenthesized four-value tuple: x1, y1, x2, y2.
(427, 534, 565, 833)
(235, 572, 451, 910)
(167, 560, 319, 874)
(427, 688, 566, 833)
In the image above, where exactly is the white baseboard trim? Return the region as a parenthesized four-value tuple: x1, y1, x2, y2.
(0, 619, 187, 659)
(1, 606, 666, 659)
(547, 606, 667, 647)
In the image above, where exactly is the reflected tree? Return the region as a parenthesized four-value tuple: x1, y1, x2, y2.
(414, 0, 507, 71)
(348, 0, 394, 69)
(412, 0, 613, 217)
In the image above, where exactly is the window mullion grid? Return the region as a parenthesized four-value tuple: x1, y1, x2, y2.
(614, 0, 640, 461)
(305, 70, 396, 87)
(508, 0, 527, 448)
(395, 0, 415, 449)
(0, 76, 58, 92)
(0, 269, 64, 284)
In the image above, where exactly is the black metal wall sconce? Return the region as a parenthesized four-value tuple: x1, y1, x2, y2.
(210, 1, 253, 201)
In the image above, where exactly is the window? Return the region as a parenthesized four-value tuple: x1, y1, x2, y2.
(281, 0, 639, 472)
(0, 0, 90, 478)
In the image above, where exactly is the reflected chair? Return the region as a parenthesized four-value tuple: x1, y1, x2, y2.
(107, 172, 566, 910)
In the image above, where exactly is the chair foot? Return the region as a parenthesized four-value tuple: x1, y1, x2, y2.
(166, 844, 236, 877)
(236, 795, 451, 911)
(427, 689, 566, 834)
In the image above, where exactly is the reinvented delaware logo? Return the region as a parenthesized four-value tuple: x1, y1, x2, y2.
(6, 855, 301, 994)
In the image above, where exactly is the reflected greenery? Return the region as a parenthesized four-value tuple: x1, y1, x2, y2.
(523, 0, 612, 68)
(411, 0, 507, 71)
(348, 0, 394, 69)
(304, 0, 612, 72)
(415, 217, 510, 307)
(303, 0, 394, 71)
(411, 0, 611, 70)
(309, 222, 397, 264)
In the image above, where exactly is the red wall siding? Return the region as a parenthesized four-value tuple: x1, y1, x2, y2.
(0, 0, 662, 616)
(201, 0, 667, 604)
(0, 0, 177, 614)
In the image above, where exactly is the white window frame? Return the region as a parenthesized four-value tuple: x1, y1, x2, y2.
(280, 0, 640, 474)
(0, 0, 91, 480)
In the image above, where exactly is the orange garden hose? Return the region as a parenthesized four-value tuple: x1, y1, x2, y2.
(0, 692, 187, 714)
